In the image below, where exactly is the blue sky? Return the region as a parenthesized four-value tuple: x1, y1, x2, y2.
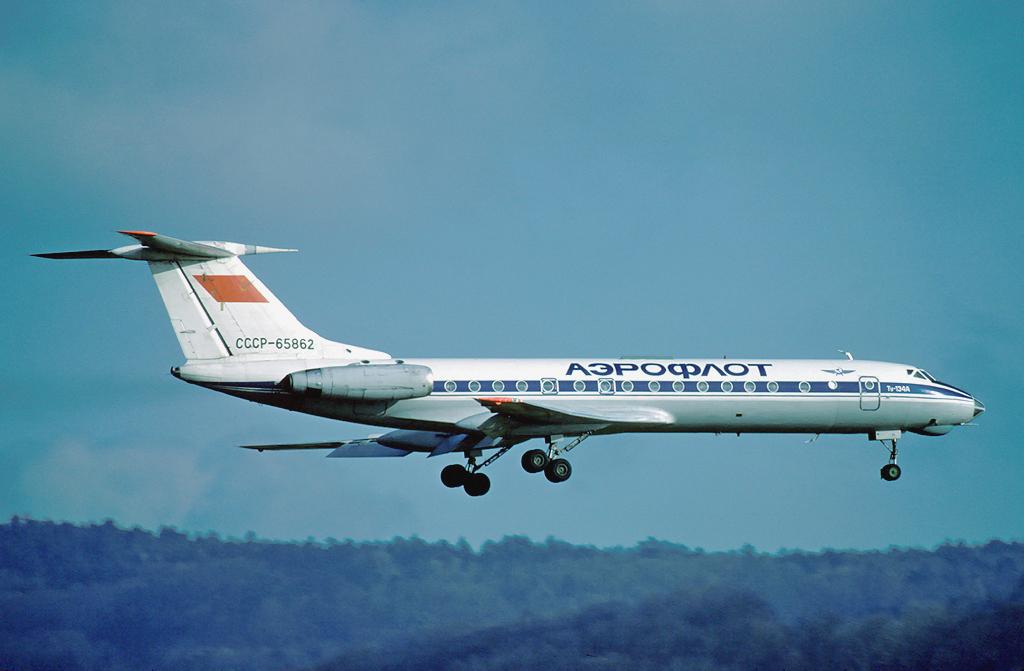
(2, 2, 1021, 550)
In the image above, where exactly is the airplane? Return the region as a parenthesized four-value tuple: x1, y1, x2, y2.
(35, 231, 985, 497)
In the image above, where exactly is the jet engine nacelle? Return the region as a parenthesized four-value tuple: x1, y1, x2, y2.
(286, 363, 433, 402)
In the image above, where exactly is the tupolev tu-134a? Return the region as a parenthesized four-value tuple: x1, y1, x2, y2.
(36, 232, 985, 497)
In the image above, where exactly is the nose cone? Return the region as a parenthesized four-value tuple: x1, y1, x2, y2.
(973, 397, 985, 417)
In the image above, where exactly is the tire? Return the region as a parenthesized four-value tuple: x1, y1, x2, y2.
(441, 464, 468, 488)
(521, 449, 548, 473)
(464, 472, 491, 497)
(544, 458, 572, 483)
(880, 464, 902, 481)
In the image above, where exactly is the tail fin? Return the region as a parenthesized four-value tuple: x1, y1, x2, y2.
(34, 231, 389, 362)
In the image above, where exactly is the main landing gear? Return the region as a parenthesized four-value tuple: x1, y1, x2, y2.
(440, 445, 512, 497)
(521, 433, 590, 484)
(441, 464, 491, 496)
(873, 430, 902, 482)
(440, 433, 592, 496)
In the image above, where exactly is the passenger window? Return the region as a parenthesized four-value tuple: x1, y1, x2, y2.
(697, 380, 709, 392)
(492, 380, 505, 392)
(648, 380, 661, 392)
(573, 380, 586, 392)
(721, 381, 734, 393)
(767, 381, 779, 393)
(516, 380, 528, 392)
(468, 380, 481, 393)
(799, 381, 811, 393)
(541, 378, 557, 394)
(444, 380, 457, 393)
(621, 380, 634, 392)
(744, 380, 756, 393)
(673, 380, 685, 392)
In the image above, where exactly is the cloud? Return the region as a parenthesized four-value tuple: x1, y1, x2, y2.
(19, 439, 214, 529)
(12, 432, 425, 542)
(0, 2, 545, 228)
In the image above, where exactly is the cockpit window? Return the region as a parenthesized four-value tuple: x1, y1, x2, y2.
(912, 370, 928, 380)
(909, 369, 937, 382)
(920, 370, 936, 382)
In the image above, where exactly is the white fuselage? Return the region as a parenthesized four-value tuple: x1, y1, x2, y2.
(177, 357, 978, 438)
(39, 232, 985, 492)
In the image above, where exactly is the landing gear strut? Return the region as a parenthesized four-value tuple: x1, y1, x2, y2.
(875, 431, 902, 481)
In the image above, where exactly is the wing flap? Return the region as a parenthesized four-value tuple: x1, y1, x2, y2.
(327, 441, 411, 458)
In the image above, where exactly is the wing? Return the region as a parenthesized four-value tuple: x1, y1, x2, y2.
(240, 439, 411, 457)
(241, 441, 343, 451)
(240, 429, 524, 458)
(475, 397, 673, 427)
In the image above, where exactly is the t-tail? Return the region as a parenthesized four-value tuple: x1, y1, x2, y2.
(34, 231, 388, 362)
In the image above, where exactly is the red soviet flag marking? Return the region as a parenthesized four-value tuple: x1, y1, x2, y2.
(193, 275, 268, 303)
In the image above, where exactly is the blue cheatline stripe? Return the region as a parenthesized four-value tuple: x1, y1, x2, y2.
(429, 379, 972, 399)
(200, 379, 969, 401)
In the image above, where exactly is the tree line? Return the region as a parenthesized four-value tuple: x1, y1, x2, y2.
(1, 518, 1021, 670)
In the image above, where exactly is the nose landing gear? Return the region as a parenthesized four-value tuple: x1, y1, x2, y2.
(881, 463, 902, 481)
(873, 430, 903, 481)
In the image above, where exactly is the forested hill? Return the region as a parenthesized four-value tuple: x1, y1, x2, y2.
(1, 519, 1022, 671)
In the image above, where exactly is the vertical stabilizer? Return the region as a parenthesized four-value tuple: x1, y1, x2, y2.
(34, 231, 390, 363)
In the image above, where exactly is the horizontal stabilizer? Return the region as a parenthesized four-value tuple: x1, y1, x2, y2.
(476, 397, 673, 426)
(33, 230, 297, 262)
(32, 249, 118, 260)
(118, 230, 235, 258)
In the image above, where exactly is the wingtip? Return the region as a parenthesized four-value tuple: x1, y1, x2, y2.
(118, 229, 157, 237)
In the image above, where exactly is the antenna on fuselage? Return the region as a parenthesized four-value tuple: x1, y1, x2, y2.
(837, 349, 854, 360)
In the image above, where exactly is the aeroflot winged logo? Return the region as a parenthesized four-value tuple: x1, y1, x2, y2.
(822, 367, 856, 376)
(566, 362, 773, 378)
(193, 275, 268, 303)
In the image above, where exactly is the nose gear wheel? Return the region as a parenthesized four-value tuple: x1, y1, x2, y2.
(878, 437, 902, 481)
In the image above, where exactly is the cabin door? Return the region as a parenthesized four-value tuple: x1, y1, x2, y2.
(859, 376, 880, 411)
